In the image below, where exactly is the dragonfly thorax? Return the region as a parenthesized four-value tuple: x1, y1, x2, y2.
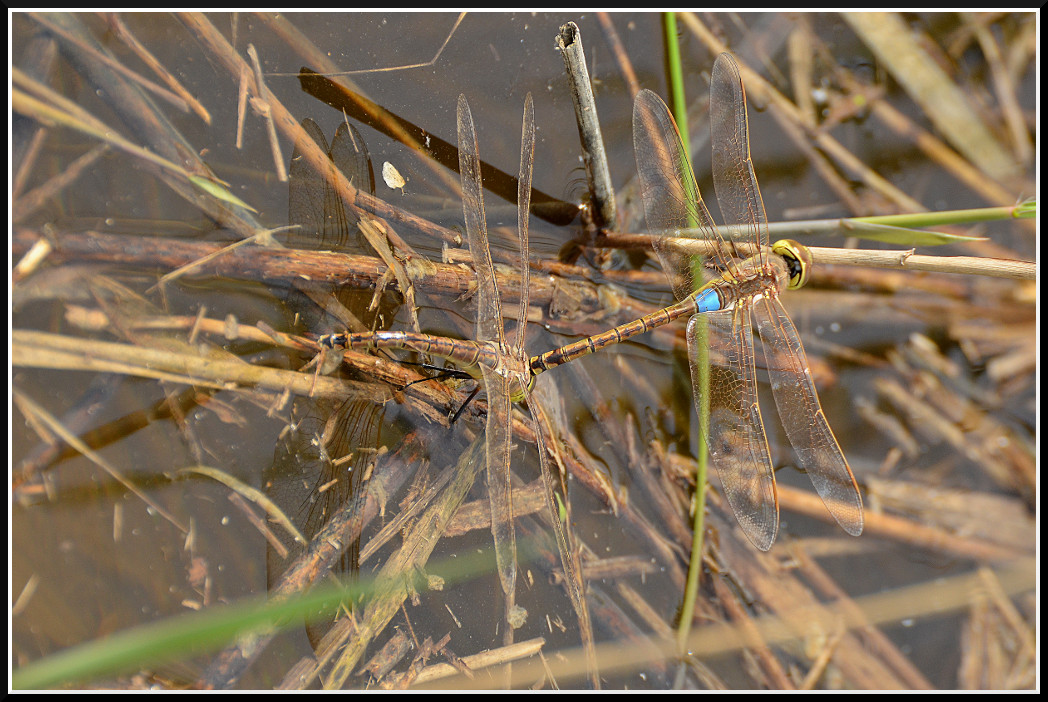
(714, 254, 790, 308)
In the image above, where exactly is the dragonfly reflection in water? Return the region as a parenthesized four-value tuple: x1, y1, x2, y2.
(288, 117, 375, 251)
(530, 53, 862, 551)
(268, 116, 399, 649)
(323, 94, 592, 648)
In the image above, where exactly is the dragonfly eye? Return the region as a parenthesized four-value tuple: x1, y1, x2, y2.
(771, 239, 812, 290)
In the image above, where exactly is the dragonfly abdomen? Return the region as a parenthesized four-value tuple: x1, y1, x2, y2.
(530, 288, 722, 375)
(322, 331, 495, 379)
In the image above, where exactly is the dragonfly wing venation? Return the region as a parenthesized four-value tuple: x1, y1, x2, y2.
(457, 94, 505, 350)
(633, 89, 724, 299)
(289, 118, 373, 250)
(513, 94, 535, 352)
(458, 93, 521, 613)
(709, 53, 769, 255)
(288, 119, 329, 243)
(690, 309, 778, 551)
(329, 119, 376, 200)
(753, 295, 864, 536)
(525, 378, 586, 620)
(480, 364, 517, 598)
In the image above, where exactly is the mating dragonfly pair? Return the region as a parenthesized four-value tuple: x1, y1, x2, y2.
(322, 53, 863, 574)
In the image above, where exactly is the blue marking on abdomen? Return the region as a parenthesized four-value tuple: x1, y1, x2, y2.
(694, 287, 722, 313)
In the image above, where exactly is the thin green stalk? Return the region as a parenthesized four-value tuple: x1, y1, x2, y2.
(663, 13, 689, 159)
(662, 11, 708, 659)
(13, 548, 495, 689)
(682, 202, 1037, 247)
(13, 575, 381, 689)
(850, 202, 1036, 226)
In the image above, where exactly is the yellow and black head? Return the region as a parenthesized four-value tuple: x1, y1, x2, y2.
(771, 239, 813, 290)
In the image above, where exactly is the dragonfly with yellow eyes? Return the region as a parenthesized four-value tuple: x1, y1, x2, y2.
(530, 52, 863, 550)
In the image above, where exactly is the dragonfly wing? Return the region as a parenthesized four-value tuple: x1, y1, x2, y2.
(457, 94, 505, 350)
(526, 378, 584, 618)
(512, 94, 534, 351)
(690, 309, 778, 551)
(753, 295, 864, 536)
(481, 365, 517, 600)
(525, 376, 598, 684)
(633, 89, 725, 299)
(709, 53, 770, 254)
(329, 119, 376, 202)
(288, 118, 334, 247)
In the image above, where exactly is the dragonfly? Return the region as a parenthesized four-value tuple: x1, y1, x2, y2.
(322, 94, 592, 651)
(529, 53, 863, 551)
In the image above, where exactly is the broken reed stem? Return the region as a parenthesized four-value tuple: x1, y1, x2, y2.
(557, 22, 617, 230)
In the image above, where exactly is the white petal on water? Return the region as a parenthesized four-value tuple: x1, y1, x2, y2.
(381, 161, 407, 194)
